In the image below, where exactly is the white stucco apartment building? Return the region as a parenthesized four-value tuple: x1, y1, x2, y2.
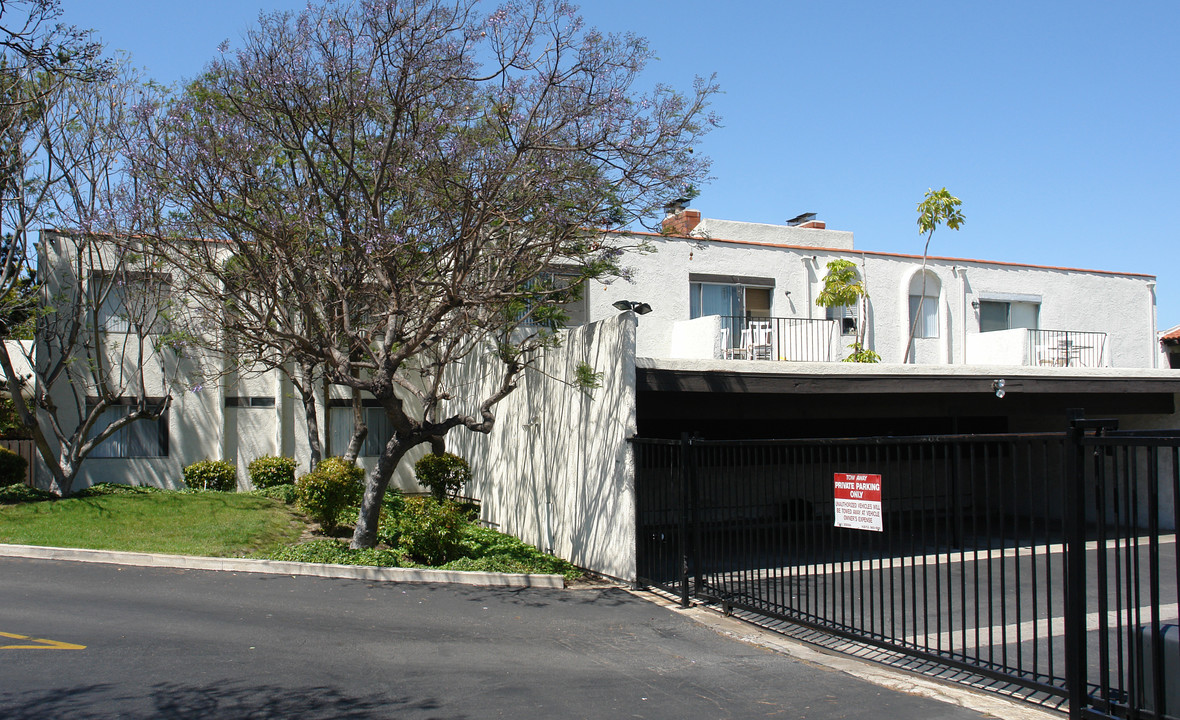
(25, 213, 1180, 579)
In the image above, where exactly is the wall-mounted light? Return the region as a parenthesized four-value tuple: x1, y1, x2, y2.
(971, 300, 980, 310)
(992, 378, 1006, 399)
(612, 300, 653, 315)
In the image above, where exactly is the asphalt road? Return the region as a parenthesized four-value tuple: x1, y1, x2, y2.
(0, 557, 999, 719)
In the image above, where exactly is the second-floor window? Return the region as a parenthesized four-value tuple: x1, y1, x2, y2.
(516, 271, 588, 329)
(688, 275, 773, 320)
(907, 271, 941, 339)
(826, 304, 857, 335)
(93, 272, 171, 335)
(979, 300, 1039, 332)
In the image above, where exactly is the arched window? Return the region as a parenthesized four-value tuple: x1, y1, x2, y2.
(907, 271, 941, 339)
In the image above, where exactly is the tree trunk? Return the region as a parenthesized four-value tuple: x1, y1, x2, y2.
(341, 388, 367, 464)
(350, 437, 410, 548)
(296, 361, 323, 468)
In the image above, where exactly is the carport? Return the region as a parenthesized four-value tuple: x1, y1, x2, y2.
(635, 358, 1180, 439)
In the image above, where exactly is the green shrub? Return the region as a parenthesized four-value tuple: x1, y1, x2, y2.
(248, 455, 298, 489)
(396, 496, 466, 565)
(0, 484, 54, 504)
(257, 538, 403, 567)
(0, 446, 28, 487)
(413, 452, 471, 501)
(182, 459, 237, 492)
(249, 483, 297, 504)
(74, 482, 162, 497)
(376, 489, 405, 546)
(295, 457, 364, 531)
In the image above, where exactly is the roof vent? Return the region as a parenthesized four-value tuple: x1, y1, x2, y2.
(664, 198, 692, 217)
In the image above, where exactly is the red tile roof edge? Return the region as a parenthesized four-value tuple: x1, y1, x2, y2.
(611, 229, 1156, 281)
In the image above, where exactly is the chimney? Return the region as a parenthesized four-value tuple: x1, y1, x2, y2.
(661, 198, 700, 235)
(787, 212, 825, 230)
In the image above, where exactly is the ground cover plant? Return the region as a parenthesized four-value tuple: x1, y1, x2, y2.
(0, 482, 580, 580)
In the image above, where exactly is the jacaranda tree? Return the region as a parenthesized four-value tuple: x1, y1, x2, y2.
(143, 0, 719, 547)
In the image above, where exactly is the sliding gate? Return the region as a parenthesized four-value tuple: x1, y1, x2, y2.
(633, 417, 1180, 720)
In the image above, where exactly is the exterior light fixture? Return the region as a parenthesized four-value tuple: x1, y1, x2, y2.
(992, 379, 1006, 399)
(612, 300, 652, 315)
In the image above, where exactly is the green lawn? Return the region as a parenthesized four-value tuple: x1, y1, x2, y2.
(0, 486, 582, 579)
(0, 490, 305, 557)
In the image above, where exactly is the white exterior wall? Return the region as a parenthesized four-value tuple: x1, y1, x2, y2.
(588, 231, 1158, 368)
(692, 218, 855, 249)
(446, 315, 638, 582)
(35, 232, 324, 491)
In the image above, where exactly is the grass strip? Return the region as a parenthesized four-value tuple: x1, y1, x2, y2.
(0, 490, 304, 557)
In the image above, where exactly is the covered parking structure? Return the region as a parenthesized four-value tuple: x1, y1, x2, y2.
(635, 359, 1180, 440)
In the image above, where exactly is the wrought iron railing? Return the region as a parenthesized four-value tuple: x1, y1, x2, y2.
(716, 316, 838, 363)
(633, 421, 1180, 720)
(1029, 329, 1107, 368)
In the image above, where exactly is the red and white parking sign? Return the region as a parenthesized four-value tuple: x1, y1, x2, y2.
(833, 473, 883, 532)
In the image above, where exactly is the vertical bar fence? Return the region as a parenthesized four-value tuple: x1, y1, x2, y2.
(632, 422, 1180, 719)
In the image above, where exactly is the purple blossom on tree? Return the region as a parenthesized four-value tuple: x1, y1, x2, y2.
(141, 0, 718, 548)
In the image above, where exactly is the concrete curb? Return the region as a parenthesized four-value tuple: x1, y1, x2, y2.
(0, 544, 565, 589)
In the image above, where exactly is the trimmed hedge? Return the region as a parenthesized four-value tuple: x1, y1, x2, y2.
(295, 457, 363, 531)
(413, 452, 471, 501)
(395, 496, 466, 565)
(248, 455, 298, 489)
(0, 446, 28, 487)
(182, 460, 237, 492)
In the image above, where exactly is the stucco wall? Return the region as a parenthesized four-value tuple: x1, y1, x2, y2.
(588, 233, 1158, 368)
(692, 218, 855, 249)
(446, 315, 638, 582)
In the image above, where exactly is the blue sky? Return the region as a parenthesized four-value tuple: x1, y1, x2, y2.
(65, 0, 1180, 331)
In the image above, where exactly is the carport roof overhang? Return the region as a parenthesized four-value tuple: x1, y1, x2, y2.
(636, 358, 1180, 409)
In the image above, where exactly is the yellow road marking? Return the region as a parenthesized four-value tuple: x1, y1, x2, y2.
(0, 630, 86, 650)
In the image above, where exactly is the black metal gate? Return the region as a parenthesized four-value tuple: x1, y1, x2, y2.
(633, 415, 1180, 720)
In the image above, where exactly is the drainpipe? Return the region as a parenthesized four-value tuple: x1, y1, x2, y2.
(954, 266, 968, 364)
(1148, 282, 1158, 369)
(802, 256, 816, 319)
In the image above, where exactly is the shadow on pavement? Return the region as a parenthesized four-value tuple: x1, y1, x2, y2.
(2, 682, 449, 720)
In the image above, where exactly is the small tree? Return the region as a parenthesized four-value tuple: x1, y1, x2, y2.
(815, 258, 878, 363)
(903, 188, 964, 363)
(0, 57, 202, 496)
(144, 0, 719, 548)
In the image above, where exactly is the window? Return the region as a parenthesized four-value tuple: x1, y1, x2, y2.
(328, 401, 392, 457)
(225, 396, 276, 407)
(517, 270, 588, 329)
(688, 274, 774, 320)
(86, 399, 169, 458)
(92, 272, 171, 335)
(907, 271, 941, 339)
(826, 304, 857, 335)
(979, 300, 1039, 332)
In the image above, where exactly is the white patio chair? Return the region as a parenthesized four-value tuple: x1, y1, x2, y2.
(747, 321, 773, 360)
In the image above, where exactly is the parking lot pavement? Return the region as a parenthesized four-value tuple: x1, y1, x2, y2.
(0, 556, 1010, 719)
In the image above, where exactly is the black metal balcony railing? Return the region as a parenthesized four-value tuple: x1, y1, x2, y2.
(1028, 329, 1107, 368)
(717, 316, 838, 363)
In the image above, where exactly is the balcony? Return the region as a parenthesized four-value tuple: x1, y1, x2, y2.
(966, 328, 1108, 368)
(713, 315, 839, 362)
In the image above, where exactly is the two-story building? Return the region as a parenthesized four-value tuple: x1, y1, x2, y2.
(553, 205, 1173, 440)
